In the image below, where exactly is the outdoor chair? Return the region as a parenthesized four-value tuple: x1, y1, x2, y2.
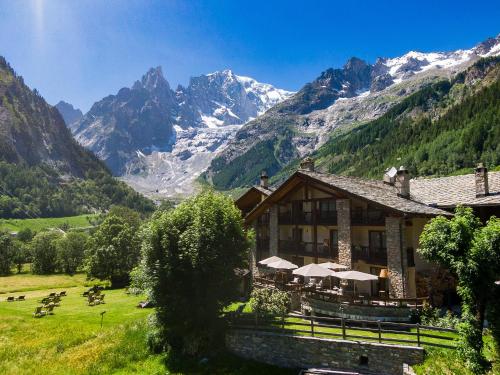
(96, 294, 105, 304)
(49, 292, 56, 297)
(59, 291, 67, 297)
(52, 296, 61, 306)
(6, 296, 15, 302)
(17, 296, 25, 301)
(45, 304, 55, 315)
(88, 295, 96, 306)
(82, 291, 89, 297)
(33, 306, 46, 318)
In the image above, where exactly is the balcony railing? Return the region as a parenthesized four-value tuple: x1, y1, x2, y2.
(317, 210, 337, 225)
(279, 240, 314, 256)
(278, 211, 337, 226)
(279, 240, 338, 259)
(351, 210, 385, 226)
(352, 245, 388, 266)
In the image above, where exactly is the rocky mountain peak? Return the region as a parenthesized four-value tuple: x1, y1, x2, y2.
(473, 34, 500, 55)
(133, 66, 170, 92)
(55, 101, 83, 129)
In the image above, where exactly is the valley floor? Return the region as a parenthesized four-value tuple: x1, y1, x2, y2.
(0, 273, 293, 375)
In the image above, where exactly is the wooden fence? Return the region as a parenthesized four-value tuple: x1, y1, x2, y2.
(227, 312, 458, 349)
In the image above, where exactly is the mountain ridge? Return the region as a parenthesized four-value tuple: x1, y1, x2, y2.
(205, 34, 500, 190)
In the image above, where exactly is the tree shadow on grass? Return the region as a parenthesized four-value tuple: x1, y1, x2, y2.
(164, 350, 296, 375)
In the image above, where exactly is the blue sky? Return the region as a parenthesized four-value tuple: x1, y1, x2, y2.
(0, 0, 499, 112)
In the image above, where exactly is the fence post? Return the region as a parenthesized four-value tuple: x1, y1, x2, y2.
(416, 323, 420, 347)
(341, 318, 346, 340)
(377, 320, 382, 343)
(310, 316, 314, 337)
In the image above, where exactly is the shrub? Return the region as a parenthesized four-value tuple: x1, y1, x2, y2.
(249, 288, 291, 317)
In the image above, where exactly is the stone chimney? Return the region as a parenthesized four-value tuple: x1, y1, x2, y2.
(383, 167, 398, 185)
(260, 170, 269, 188)
(395, 166, 410, 198)
(475, 163, 489, 197)
(299, 157, 315, 172)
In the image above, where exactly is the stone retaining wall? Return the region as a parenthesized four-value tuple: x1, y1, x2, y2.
(226, 330, 424, 375)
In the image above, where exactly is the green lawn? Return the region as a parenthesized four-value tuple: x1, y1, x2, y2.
(0, 214, 98, 233)
(0, 275, 293, 375)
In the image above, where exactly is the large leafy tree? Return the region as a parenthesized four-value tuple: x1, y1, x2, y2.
(0, 231, 15, 275)
(85, 215, 140, 287)
(31, 231, 62, 274)
(55, 231, 89, 275)
(419, 207, 500, 372)
(142, 191, 250, 356)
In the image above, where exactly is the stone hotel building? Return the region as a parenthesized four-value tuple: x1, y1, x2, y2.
(236, 159, 500, 299)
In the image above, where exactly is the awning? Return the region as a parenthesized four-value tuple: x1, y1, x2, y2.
(258, 256, 284, 265)
(332, 270, 378, 281)
(293, 263, 335, 278)
(267, 259, 298, 270)
(318, 262, 349, 271)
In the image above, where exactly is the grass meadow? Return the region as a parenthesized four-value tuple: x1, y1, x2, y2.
(0, 274, 294, 375)
(0, 214, 98, 233)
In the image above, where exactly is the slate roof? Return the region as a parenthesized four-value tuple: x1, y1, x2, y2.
(298, 170, 450, 216)
(254, 185, 275, 195)
(410, 171, 500, 208)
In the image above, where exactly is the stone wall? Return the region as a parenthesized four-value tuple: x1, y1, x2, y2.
(269, 205, 279, 256)
(337, 199, 352, 267)
(226, 330, 424, 375)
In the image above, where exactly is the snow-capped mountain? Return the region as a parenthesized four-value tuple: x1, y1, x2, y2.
(71, 68, 293, 194)
(206, 34, 500, 189)
(176, 69, 292, 129)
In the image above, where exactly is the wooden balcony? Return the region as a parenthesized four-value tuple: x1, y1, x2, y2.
(351, 210, 385, 226)
(278, 211, 337, 226)
(279, 240, 338, 259)
(352, 245, 388, 266)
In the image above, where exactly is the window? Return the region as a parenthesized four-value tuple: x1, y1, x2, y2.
(292, 228, 303, 242)
(319, 200, 336, 213)
(369, 231, 386, 252)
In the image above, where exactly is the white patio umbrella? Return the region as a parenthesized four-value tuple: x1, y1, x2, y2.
(332, 270, 379, 281)
(318, 262, 349, 271)
(258, 256, 284, 266)
(293, 263, 335, 278)
(267, 259, 298, 270)
(332, 270, 379, 295)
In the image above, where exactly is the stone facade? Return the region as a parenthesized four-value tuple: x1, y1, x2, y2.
(337, 199, 352, 268)
(269, 205, 279, 256)
(386, 217, 408, 298)
(226, 330, 424, 375)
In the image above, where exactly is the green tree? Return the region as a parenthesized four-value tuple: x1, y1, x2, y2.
(12, 240, 29, 273)
(16, 228, 35, 243)
(107, 205, 142, 229)
(419, 207, 500, 372)
(0, 231, 15, 275)
(31, 231, 62, 274)
(55, 231, 89, 275)
(142, 191, 250, 356)
(85, 215, 140, 287)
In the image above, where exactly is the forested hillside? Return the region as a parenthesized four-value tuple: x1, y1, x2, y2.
(0, 57, 154, 218)
(315, 57, 500, 178)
